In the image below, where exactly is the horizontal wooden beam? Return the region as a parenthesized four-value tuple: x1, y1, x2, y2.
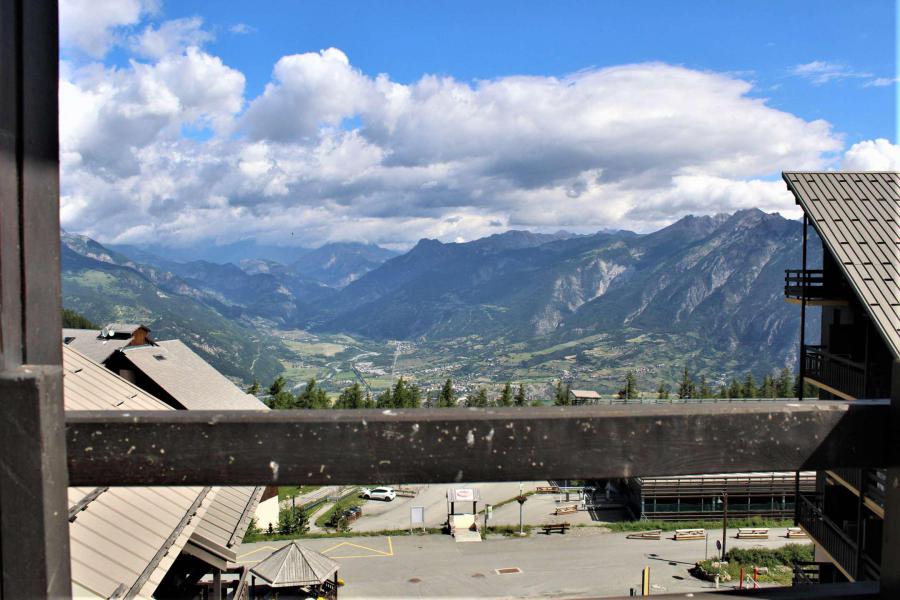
(66, 401, 890, 486)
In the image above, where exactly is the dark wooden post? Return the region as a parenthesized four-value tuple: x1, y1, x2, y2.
(0, 0, 70, 597)
(880, 360, 900, 596)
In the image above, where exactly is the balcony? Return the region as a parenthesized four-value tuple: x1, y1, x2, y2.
(803, 346, 871, 400)
(828, 468, 886, 513)
(798, 494, 860, 580)
(785, 269, 848, 304)
(797, 494, 881, 582)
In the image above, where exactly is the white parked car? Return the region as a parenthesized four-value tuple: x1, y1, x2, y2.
(361, 487, 396, 501)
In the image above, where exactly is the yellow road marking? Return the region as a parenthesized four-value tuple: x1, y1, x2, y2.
(322, 536, 394, 558)
(236, 544, 279, 561)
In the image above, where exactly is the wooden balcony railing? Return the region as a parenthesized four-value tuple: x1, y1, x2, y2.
(804, 346, 868, 399)
(798, 494, 860, 580)
(829, 468, 886, 509)
(785, 269, 847, 302)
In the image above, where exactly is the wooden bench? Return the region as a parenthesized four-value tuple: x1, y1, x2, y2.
(786, 527, 807, 539)
(542, 523, 570, 535)
(674, 528, 705, 541)
(626, 529, 662, 540)
(737, 528, 769, 539)
(554, 504, 578, 515)
(536, 486, 560, 494)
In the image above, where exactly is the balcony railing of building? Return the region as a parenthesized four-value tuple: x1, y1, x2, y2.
(784, 269, 848, 303)
(828, 468, 886, 511)
(797, 494, 882, 582)
(803, 345, 876, 400)
(798, 494, 860, 580)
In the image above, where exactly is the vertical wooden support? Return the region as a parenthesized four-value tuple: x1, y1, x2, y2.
(880, 360, 900, 597)
(0, 0, 70, 597)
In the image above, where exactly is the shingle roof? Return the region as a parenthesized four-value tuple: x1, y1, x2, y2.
(62, 328, 130, 365)
(63, 346, 211, 598)
(250, 542, 339, 588)
(119, 339, 265, 410)
(783, 172, 900, 359)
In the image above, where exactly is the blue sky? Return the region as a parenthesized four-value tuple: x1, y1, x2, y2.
(59, 1, 898, 249)
(132, 0, 898, 144)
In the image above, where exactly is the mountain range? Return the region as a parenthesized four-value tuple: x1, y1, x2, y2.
(61, 209, 819, 383)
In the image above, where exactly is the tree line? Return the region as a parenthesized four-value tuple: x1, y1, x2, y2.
(251, 377, 531, 409)
(252, 365, 815, 410)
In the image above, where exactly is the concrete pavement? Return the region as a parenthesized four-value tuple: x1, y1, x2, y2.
(237, 527, 805, 598)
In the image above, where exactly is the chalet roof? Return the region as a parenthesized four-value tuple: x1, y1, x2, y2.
(783, 172, 900, 359)
(119, 339, 265, 410)
(62, 328, 131, 365)
(569, 389, 601, 399)
(102, 323, 148, 336)
(63, 346, 211, 598)
(250, 542, 339, 588)
(187, 486, 264, 564)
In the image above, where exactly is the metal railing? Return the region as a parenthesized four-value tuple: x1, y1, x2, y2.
(804, 346, 867, 399)
(785, 269, 847, 301)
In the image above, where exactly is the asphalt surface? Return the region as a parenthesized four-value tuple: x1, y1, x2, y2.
(237, 527, 803, 598)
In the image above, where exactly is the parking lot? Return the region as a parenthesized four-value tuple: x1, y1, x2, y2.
(238, 527, 802, 598)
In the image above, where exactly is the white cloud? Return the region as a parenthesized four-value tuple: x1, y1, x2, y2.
(131, 16, 213, 59)
(791, 60, 877, 86)
(60, 45, 846, 249)
(59, 0, 153, 58)
(243, 48, 373, 142)
(864, 77, 900, 88)
(229, 23, 256, 35)
(842, 138, 900, 171)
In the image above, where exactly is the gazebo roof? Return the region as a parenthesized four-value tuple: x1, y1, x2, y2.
(250, 542, 339, 588)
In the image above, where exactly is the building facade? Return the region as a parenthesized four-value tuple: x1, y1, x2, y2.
(783, 171, 899, 585)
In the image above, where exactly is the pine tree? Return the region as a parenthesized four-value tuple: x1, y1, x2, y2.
(554, 381, 571, 405)
(334, 382, 365, 409)
(776, 368, 793, 397)
(761, 374, 776, 399)
(296, 378, 329, 409)
(718, 385, 728, 399)
(246, 379, 260, 396)
(677, 367, 695, 399)
(727, 377, 742, 399)
(657, 381, 670, 400)
(376, 387, 393, 408)
(742, 373, 757, 398)
(619, 372, 637, 400)
(499, 382, 513, 407)
(467, 387, 489, 408)
(267, 376, 297, 409)
(437, 378, 456, 407)
(698, 375, 712, 399)
(514, 384, 527, 407)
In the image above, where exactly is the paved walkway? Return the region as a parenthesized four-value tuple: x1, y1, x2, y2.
(237, 528, 804, 598)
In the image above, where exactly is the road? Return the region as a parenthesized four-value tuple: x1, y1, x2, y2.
(237, 527, 803, 598)
(352, 482, 544, 531)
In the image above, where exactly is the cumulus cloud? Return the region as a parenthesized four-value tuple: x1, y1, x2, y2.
(842, 138, 900, 171)
(61, 40, 849, 249)
(131, 16, 213, 59)
(60, 0, 154, 58)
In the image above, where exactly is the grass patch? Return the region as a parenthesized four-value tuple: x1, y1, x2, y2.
(315, 488, 363, 528)
(483, 524, 532, 537)
(694, 544, 813, 586)
(278, 486, 321, 501)
(603, 517, 793, 533)
(244, 527, 445, 543)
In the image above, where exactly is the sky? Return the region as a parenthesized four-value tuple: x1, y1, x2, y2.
(59, 0, 899, 251)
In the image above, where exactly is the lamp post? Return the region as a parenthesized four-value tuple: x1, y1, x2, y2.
(721, 491, 729, 560)
(516, 494, 528, 536)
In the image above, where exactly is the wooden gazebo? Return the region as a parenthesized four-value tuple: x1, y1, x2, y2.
(250, 542, 341, 598)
